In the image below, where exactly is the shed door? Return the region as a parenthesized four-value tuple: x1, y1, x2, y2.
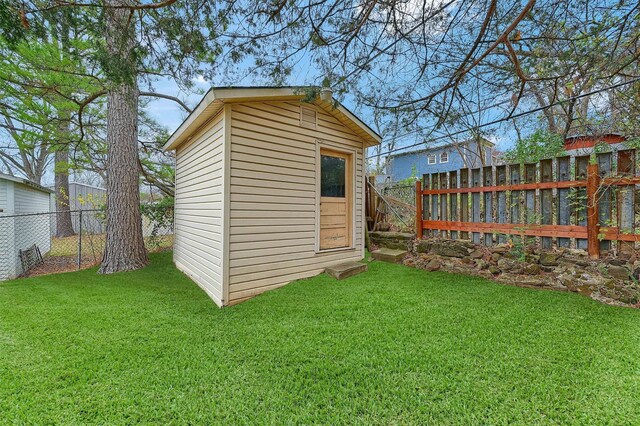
(319, 149, 352, 250)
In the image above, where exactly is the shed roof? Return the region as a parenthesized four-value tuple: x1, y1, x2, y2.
(163, 86, 382, 151)
(0, 173, 54, 194)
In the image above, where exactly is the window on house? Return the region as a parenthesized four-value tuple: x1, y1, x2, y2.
(320, 155, 346, 197)
(427, 154, 436, 165)
(440, 152, 449, 163)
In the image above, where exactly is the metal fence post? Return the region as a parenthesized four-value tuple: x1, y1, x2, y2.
(77, 209, 83, 269)
(415, 180, 423, 239)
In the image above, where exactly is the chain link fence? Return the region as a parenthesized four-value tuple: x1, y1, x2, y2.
(382, 184, 416, 207)
(0, 207, 173, 280)
(375, 183, 416, 232)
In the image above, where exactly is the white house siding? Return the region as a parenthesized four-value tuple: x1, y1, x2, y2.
(173, 111, 226, 305)
(14, 183, 52, 213)
(13, 183, 53, 276)
(0, 179, 7, 211)
(227, 100, 365, 304)
(0, 180, 13, 280)
(0, 179, 52, 280)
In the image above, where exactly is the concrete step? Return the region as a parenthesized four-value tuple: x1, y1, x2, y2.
(371, 248, 409, 263)
(325, 262, 368, 280)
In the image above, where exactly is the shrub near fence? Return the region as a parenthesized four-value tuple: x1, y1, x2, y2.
(415, 150, 640, 259)
(0, 207, 173, 279)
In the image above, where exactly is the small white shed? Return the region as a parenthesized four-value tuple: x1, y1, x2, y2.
(164, 87, 381, 306)
(0, 174, 54, 280)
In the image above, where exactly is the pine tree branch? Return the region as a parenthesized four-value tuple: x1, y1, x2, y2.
(139, 91, 192, 113)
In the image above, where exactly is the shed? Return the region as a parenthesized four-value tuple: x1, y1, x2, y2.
(0, 174, 54, 280)
(163, 87, 381, 306)
(49, 182, 107, 234)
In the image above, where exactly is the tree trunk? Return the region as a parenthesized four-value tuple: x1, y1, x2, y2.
(99, 0, 148, 273)
(54, 147, 75, 237)
(53, 14, 75, 238)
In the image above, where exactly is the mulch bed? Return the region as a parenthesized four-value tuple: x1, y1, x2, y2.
(23, 247, 172, 278)
(23, 256, 99, 278)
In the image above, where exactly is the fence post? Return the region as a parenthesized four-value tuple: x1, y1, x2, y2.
(415, 180, 423, 239)
(587, 163, 600, 259)
(77, 209, 83, 269)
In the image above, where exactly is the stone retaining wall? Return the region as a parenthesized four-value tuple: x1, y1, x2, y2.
(403, 238, 640, 307)
(369, 231, 413, 251)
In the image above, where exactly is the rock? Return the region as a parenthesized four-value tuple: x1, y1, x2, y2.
(608, 259, 627, 267)
(497, 258, 523, 274)
(491, 253, 502, 262)
(633, 267, 640, 281)
(618, 252, 633, 261)
(618, 292, 636, 304)
(539, 252, 560, 266)
(576, 284, 595, 296)
(488, 265, 500, 275)
(454, 240, 477, 249)
(431, 241, 468, 258)
(557, 273, 577, 291)
(369, 231, 413, 250)
(569, 269, 583, 280)
(424, 258, 441, 272)
(475, 259, 489, 270)
(415, 240, 432, 254)
(565, 248, 588, 257)
(524, 263, 541, 275)
(469, 249, 484, 259)
(490, 246, 508, 254)
(607, 265, 631, 281)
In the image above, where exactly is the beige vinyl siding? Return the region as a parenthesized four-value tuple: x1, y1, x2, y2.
(173, 111, 226, 306)
(227, 101, 365, 303)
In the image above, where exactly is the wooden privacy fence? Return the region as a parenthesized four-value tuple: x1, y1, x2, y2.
(415, 150, 640, 259)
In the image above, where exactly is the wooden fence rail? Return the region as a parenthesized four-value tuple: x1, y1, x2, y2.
(416, 150, 640, 259)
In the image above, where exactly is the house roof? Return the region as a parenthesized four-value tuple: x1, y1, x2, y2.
(163, 86, 382, 151)
(46, 182, 107, 192)
(564, 132, 626, 150)
(0, 173, 54, 194)
(388, 138, 495, 159)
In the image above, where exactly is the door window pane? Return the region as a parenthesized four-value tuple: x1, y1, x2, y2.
(321, 155, 346, 197)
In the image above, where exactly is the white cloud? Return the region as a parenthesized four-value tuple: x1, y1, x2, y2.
(192, 75, 208, 85)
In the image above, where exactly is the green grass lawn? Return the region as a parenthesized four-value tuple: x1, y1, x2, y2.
(1, 252, 640, 424)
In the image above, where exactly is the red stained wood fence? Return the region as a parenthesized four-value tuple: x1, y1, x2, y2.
(415, 150, 640, 259)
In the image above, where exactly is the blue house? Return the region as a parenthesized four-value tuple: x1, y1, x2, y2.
(386, 139, 496, 182)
